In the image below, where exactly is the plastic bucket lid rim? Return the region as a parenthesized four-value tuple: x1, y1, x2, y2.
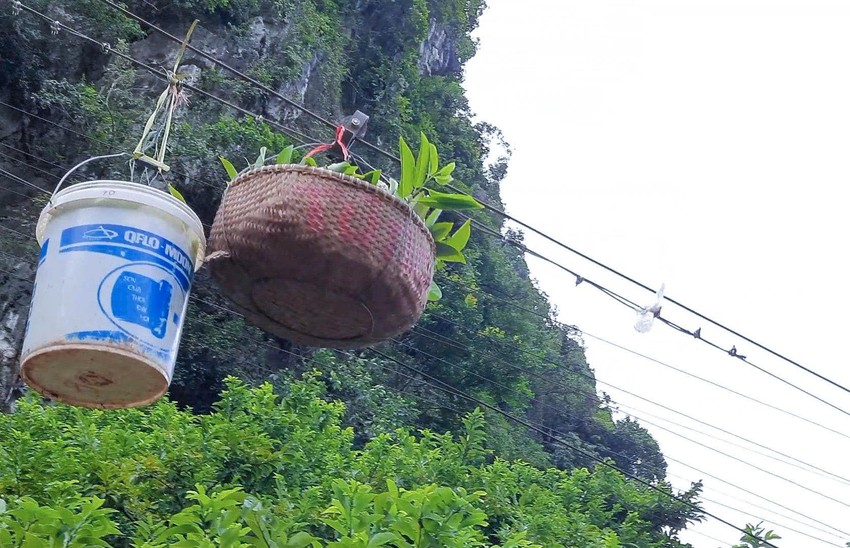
(37, 180, 206, 269)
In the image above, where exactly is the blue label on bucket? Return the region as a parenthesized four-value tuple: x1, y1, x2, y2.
(59, 224, 193, 291)
(38, 239, 49, 266)
(66, 330, 171, 362)
(91, 261, 187, 353)
(110, 271, 173, 339)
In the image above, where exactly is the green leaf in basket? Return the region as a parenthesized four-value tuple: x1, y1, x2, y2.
(429, 143, 439, 175)
(254, 147, 267, 168)
(220, 156, 238, 182)
(167, 184, 187, 204)
(399, 137, 415, 199)
(327, 162, 351, 173)
(429, 222, 453, 241)
(424, 208, 443, 227)
(364, 169, 382, 184)
(415, 189, 482, 211)
(433, 162, 455, 185)
(413, 200, 430, 219)
(302, 156, 318, 167)
(444, 219, 471, 251)
(276, 145, 294, 165)
(427, 280, 443, 301)
(435, 242, 466, 263)
(414, 133, 430, 189)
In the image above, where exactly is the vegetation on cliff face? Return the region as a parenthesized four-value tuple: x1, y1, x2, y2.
(0, 0, 705, 545)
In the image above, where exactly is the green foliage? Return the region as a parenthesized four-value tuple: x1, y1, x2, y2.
(0, 494, 120, 546)
(0, 380, 701, 546)
(733, 522, 782, 548)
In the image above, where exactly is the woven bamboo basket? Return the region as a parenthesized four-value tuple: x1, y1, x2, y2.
(207, 164, 436, 348)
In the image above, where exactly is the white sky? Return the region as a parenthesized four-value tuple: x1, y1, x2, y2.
(463, 1, 850, 546)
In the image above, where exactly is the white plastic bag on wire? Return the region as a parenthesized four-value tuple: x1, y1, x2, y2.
(635, 284, 665, 333)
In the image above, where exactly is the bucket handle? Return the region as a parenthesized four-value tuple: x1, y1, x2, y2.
(50, 152, 129, 204)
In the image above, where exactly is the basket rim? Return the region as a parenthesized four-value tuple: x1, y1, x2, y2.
(226, 163, 436, 255)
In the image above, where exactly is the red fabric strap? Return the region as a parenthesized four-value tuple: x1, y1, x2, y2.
(304, 125, 350, 160)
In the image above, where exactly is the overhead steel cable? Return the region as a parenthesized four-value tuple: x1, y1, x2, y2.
(683, 493, 843, 546)
(667, 452, 850, 539)
(0, 166, 50, 193)
(0, 142, 66, 169)
(0, 248, 830, 547)
(416, 314, 850, 489)
(466, 197, 850, 400)
(414, 320, 850, 485)
(399, 329, 850, 511)
(400, 328, 843, 493)
(613, 401, 850, 486)
(0, 150, 63, 180)
(470, 218, 850, 419)
(433, 277, 850, 441)
(665, 472, 849, 541)
(0, 100, 114, 151)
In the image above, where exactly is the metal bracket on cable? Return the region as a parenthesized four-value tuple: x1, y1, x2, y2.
(304, 111, 369, 161)
(337, 110, 369, 155)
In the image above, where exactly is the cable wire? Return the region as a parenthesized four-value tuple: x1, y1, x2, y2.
(433, 277, 850, 441)
(473, 219, 850, 418)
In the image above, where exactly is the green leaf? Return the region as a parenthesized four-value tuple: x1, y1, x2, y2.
(436, 162, 455, 177)
(427, 280, 442, 302)
(302, 156, 318, 167)
(415, 190, 482, 211)
(444, 219, 471, 251)
(367, 532, 398, 547)
(429, 222, 453, 241)
(435, 242, 466, 263)
(411, 197, 429, 219)
(414, 133, 430, 188)
(254, 147, 267, 168)
(433, 174, 453, 186)
(327, 162, 350, 173)
(364, 170, 382, 184)
(168, 184, 187, 204)
(399, 137, 415, 198)
(285, 532, 318, 548)
(428, 143, 439, 175)
(425, 208, 442, 227)
(220, 156, 238, 181)
(276, 145, 294, 164)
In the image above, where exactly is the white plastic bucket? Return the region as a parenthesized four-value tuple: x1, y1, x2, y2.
(20, 180, 206, 408)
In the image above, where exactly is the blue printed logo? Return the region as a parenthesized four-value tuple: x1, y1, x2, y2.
(60, 224, 194, 292)
(81, 226, 118, 241)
